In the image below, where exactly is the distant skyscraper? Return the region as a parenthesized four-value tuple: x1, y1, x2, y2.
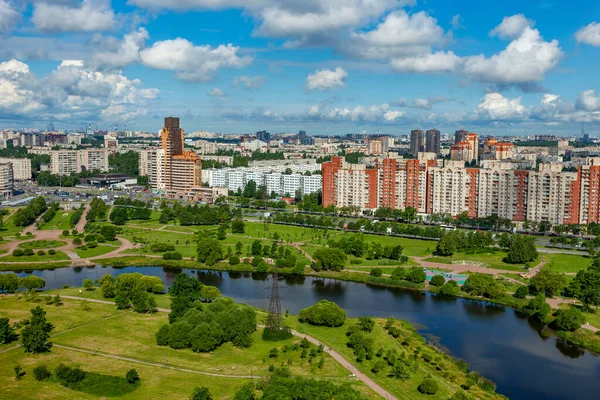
(425, 129, 441, 154)
(159, 117, 202, 191)
(410, 130, 424, 154)
(454, 129, 469, 144)
(256, 130, 271, 142)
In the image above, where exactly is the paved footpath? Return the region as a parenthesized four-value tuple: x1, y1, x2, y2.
(58, 295, 396, 399)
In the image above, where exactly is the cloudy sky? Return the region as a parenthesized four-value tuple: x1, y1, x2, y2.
(0, 0, 599, 135)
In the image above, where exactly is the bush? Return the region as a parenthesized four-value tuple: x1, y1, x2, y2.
(514, 286, 529, 299)
(190, 387, 213, 400)
(82, 279, 94, 290)
(151, 284, 164, 294)
(163, 251, 182, 260)
(62, 230, 70, 236)
(33, 364, 51, 381)
(12, 249, 24, 257)
(229, 256, 240, 265)
(87, 241, 98, 249)
(370, 268, 383, 277)
(405, 267, 426, 283)
(55, 363, 86, 385)
(251, 257, 264, 267)
(37, 250, 45, 256)
(299, 300, 346, 327)
(418, 378, 439, 395)
(439, 280, 459, 296)
(256, 261, 268, 272)
(48, 249, 56, 255)
(125, 369, 139, 384)
(430, 275, 445, 287)
(23, 248, 34, 256)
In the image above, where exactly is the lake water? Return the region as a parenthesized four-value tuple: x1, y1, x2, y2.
(4, 265, 600, 400)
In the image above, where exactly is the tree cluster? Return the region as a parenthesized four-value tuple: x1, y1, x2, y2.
(462, 273, 505, 299)
(299, 300, 346, 327)
(99, 273, 162, 313)
(87, 197, 109, 222)
(567, 258, 600, 310)
(312, 248, 346, 271)
(157, 280, 255, 353)
(13, 197, 47, 227)
(110, 198, 151, 225)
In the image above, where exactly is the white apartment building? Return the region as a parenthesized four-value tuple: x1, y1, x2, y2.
(428, 161, 477, 217)
(527, 164, 578, 225)
(50, 149, 109, 175)
(0, 158, 31, 180)
(334, 164, 374, 209)
(202, 168, 322, 197)
(0, 163, 13, 198)
(139, 149, 165, 189)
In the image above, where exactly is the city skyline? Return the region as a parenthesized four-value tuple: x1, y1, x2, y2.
(0, 1, 599, 135)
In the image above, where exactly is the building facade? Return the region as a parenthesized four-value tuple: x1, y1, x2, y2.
(0, 163, 13, 198)
(0, 158, 31, 180)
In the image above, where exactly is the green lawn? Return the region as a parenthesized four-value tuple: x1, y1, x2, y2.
(0, 251, 70, 262)
(0, 210, 24, 236)
(73, 245, 117, 258)
(423, 251, 541, 272)
(39, 211, 73, 230)
(542, 253, 591, 274)
(19, 240, 67, 249)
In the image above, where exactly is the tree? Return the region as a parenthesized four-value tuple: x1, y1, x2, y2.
(370, 268, 383, 277)
(100, 225, 117, 241)
(109, 207, 129, 225)
(231, 219, 245, 234)
(436, 232, 457, 256)
(18, 276, 46, 291)
(190, 386, 213, 400)
(33, 365, 51, 381)
(313, 248, 346, 271)
(439, 280, 459, 295)
(430, 275, 445, 287)
(524, 293, 551, 323)
(405, 267, 426, 283)
(126, 369, 140, 384)
(356, 316, 375, 332)
(0, 317, 16, 344)
(554, 307, 585, 332)
(528, 268, 566, 297)
(568, 259, 600, 310)
(462, 273, 504, 298)
(229, 256, 240, 265)
(513, 286, 529, 299)
(251, 240, 262, 256)
(235, 241, 243, 254)
(299, 300, 346, 327)
(418, 378, 439, 395)
(82, 278, 94, 290)
(505, 235, 538, 264)
(197, 238, 223, 266)
(0, 273, 19, 293)
(217, 225, 227, 240)
(20, 306, 54, 353)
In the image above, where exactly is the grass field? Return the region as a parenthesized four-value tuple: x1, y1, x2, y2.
(0, 294, 373, 399)
(19, 240, 67, 250)
(0, 250, 70, 262)
(39, 211, 73, 231)
(73, 245, 117, 258)
(0, 210, 24, 237)
(423, 251, 541, 272)
(542, 253, 591, 274)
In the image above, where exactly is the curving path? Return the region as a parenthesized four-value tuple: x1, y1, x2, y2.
(57, 295, 396, 399)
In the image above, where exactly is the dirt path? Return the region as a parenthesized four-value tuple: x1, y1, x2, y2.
(59, 295, 396, 399)
(291, 243, 315, 263)
(75, 205, 89, 232)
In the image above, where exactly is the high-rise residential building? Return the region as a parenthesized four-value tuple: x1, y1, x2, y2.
(454, 129, 469, 144)
(410, 130, 424, 154)
(322, 156, 600, 225)
(139, 149, 165, 189)
(159, 117, 202, 192)
(482, 138, 515, 160)
(49, 149, 108, 175)
(450, 133, 479, 163)
(104, 134, 118, 149)
(322, 156, 377, 209)
(0, 163, 13, 198)
(425, 130, 441, 154)
(0, 158, 31, 180)
(256, 130, 271, 142)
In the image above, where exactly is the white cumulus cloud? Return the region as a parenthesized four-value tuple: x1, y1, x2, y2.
(32, 0, 116, 33)
(90, 28, 149, 69)
(208, 87, 227, 98)
(464, 26, 562, 85)
(0, 0, 19, 32)
(476, 92, 527, 120)
(490, 14, 535, 39)
(576, 90, 600, 111)
(140, 39, 252, 82)
(390, 51, 462, 73)
(575, 22, 600, 46)
(305, 67, 347, 91)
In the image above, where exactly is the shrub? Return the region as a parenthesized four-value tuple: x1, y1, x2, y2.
(48, 249, 56, 255)
(62, 230, 70, 236)
(256, 261, 268, 272)
(391, 267, 406, 280)
(229, 256, 240, 265)
(163, 251, 182, 260)
(62, 284, 69, 289)
(23, 249, 34, 256)
(190, 387, 213, 400)
(37, 250, 45, 256)
(430, 275, 446, 287)
(405, 267, 426, 283)
(370, 268, 383, 277)
(82, 279, 94, 290)
(12, 249, 24, 257)
(87, 241, 98, 249)
(55, 363, 86, 385)
(299, 300, 346, 327)
(155, 324, 171, 346)
(418, 378, 439, 395)
(33, 364, 51, 381)
(151, 284, 164, 294)
(251, 257, 263, 267)
(125, 369, 139, 384)
(514, 286, 529, 299)
(439, 280, 459, 296)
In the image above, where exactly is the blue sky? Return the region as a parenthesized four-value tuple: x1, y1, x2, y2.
(0, 0, 599, 136)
